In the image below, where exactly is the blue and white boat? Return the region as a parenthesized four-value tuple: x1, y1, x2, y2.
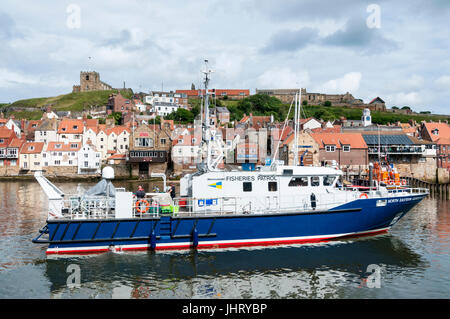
(32, 61, 429, 255)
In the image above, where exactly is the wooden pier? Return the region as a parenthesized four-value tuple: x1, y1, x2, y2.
(404, 177, 450, 199)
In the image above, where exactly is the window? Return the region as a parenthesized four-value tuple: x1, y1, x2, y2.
(243, 182, 252, 192)
(268, 181, 277, 192)
(54, 160, 60, 165)
(343, 145, 351, 152)
(288, 177, 308, 187)
(323, 175, 335, 186)
(325, 145, 336, 152)
(161, 138, 166, 145)
(71, 144, 78, 148)
(84, 161, 88, 167)
(0, 139, 3, 143)
(69, 160, 73, 165)
(311, 176, 320, 187)
(283, 169, 293, 175)
(135, 137, 153, 147)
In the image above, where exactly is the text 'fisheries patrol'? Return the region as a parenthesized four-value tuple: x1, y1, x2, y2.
(225, 175, 277, 181)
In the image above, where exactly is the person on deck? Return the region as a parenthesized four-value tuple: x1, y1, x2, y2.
(136, 185, 146, 199)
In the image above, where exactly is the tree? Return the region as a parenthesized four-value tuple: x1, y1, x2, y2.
(302, 100, 308, 106)
(165, 108, 194, 123)
(323, 101, 332, 107)
(191, 83, 196, 90)
(107, 112, 122, 125)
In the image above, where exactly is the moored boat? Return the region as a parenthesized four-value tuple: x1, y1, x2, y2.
(32, 61, 429, 255)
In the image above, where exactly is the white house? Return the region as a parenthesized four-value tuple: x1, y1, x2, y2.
(77, 142, 102, 174)
(35, 119, 58, 145)
(6, 119, 21, 138)
(43, 141, 81, 167)
(57, 119, 84, 144)
(144, 92, 180, 117)
(301, 118, 322, 131)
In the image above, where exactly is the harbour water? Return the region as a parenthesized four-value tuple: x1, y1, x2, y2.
(0, 180, 448, 299)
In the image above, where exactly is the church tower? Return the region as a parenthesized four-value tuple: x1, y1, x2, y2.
(362, 108, 372, 127)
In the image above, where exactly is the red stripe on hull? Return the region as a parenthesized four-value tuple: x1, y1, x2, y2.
(46, 228, 389, 255)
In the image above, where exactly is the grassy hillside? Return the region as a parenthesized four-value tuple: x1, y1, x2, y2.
(1, 89, 133, 120)
(219, 95, 450, 125)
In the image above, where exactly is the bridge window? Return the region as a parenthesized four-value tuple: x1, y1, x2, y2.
(288, 177, 308, 187)
(268, 181, 277, 192)
(311, 176, 320, 187)
(243, 182, 252, 192)
(323, 175, 335, 186)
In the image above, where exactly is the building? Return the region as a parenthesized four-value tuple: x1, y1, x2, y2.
(127, 124, 172, 177)
(310, 133, 369, 168)
(78, 142, 102, 174)
(175, 89, 250, 100)
(210, 107, 230, 125)
(144, 91, 188, 110)
(95, 125, 130, 160)
(35, 118, 58, 145)
(171, 128, 202, 174)
(72, 71, 113, 93)
(57, 119, 84, 144)
(19, 142, 45, 171)
(44, 141, 81, 168)
(238, 113, 274, 130)
(279, 131, 320, 166)
(0, 127, 20, 167)
(107, 92, 134, 114)
(421, 122, 450, 169)
(255, 88, 386, 111)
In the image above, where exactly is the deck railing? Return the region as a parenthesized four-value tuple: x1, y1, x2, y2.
(53, 186, 429, 220)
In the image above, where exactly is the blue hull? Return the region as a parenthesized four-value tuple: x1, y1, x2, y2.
(33, 194, 426, 255)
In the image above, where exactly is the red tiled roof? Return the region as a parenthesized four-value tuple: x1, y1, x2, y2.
(57, 119, 84, 134)
(8, 138, 24, 148)
(107, 153, 127, 159)
(46, 141, 81, 152)
(0, 127, 16, 139)
(310, 133, 368, 149)
(106, 126, 131, 136)
(20, 142, 44, 154)
(423, 122, 450, 142)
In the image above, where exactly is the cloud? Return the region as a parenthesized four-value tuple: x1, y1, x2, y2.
(256, 67, 310, 89)
(316, 72, 362, 93)
(320, 17, 399, 54)
(435, 75, 450, 87)
(385, 92, 422, 107)
(260, 27, 319, 54)
(0, 68, 71, 88)
(0, 11, 22, 40)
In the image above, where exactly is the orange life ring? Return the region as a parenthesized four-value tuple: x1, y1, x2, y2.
(135, 199, 150, 213)
(388, 180, 394, 185)
(359, 193, 369, 199)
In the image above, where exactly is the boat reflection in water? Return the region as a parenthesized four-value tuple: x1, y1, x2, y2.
(43, 234, 424, 298)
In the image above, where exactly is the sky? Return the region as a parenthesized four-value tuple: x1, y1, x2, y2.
(1, 0, 450, 114)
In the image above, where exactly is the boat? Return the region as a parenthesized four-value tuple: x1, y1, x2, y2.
(32, 61, 429, 255)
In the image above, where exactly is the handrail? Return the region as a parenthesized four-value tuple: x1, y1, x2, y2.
(49, 186, 429, 220)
